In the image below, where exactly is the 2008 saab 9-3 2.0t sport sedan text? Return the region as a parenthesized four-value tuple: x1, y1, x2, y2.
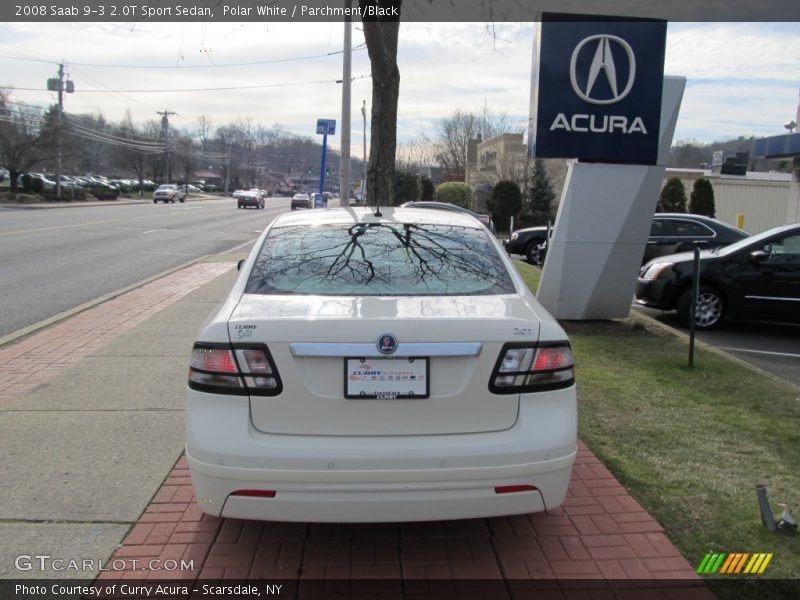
(186, 207, 576, 523)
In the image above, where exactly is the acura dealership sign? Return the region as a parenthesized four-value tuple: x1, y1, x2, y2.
(529, 14, 667, 164)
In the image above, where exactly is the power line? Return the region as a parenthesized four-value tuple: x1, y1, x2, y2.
(0, 44, 366, 69)
(8, 74, 372, 94)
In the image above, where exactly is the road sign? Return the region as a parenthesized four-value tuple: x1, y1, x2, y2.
(316, 119, 336, 135)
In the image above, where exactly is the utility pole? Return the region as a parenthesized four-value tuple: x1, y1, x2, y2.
(157, 109, 176, 182)
(361, 99, 367, 203)
(224, 144, 231, 195)
(340, 0, 352, 203)
(48, 63, 74, 198)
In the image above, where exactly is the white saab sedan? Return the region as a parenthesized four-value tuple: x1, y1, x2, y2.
(186, 207, 576, 523)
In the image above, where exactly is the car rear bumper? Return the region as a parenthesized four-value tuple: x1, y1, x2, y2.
(186, 387, 576, 522)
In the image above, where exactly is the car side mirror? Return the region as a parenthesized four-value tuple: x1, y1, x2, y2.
(750, 250, 769, 264)
(237, 259, 245, 272)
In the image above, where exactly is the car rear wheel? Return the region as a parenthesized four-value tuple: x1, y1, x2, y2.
(677, 285, 725, 329)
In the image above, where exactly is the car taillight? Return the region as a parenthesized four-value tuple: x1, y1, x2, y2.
(489, 342, 574, 394)
(188, 343, 282, 396)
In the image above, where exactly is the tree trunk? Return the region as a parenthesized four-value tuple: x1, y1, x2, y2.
(360, 1, 401, 209)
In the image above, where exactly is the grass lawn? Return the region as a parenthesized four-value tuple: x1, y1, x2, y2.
(514, 260, 800, 598)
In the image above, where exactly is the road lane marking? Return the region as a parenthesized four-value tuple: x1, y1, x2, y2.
(717, 347, 800, 359)
(0, 213, 179, 237)
(0, 201, 243, 237)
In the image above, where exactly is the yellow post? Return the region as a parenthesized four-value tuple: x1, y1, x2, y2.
(736, 213, 746, 229)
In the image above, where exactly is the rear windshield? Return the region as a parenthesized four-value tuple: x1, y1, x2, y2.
(246, 222, 515, 296)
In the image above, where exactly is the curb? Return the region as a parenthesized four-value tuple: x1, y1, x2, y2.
(628, 310, 800, 392)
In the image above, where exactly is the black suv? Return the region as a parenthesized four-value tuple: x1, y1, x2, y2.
(636, 223, 800, 329)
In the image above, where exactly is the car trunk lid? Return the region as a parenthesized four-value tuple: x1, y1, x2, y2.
(229, 294, 540, 436)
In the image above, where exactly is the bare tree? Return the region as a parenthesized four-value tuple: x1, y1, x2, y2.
(360, 0, 401, 208)
(72, 113, 112, 175)
(142, 119, 165, 182)
(396, 137, 436, 173)
(115, 110, 159, 196)
(432, 108, 517, 181)
(195, 114, 213, 156)
(173, 135, 198, 193)
(0, 90, 54, 192)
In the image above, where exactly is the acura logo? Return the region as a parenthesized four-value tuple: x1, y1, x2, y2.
(570, 34, 636, 105)
(376, 333, 398, 355)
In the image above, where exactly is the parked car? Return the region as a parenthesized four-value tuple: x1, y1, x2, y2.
(291, 193, 311, 210)
(504, 225, 550, 264)
(17, 172, 56, 192)
(237, 191, 264, 210)
(636, 223, 800, 329)
(400, 201, 495, 232)
(506, 214, 749, 266)
(642, 213, 749, 264)
(186, 207, 577, 523)
(152, 184, 185, 203)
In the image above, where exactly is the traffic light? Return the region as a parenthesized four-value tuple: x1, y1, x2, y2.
(325, 169, 330, 176)
(307, 168, 312, 175)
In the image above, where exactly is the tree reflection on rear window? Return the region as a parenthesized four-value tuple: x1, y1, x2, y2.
(246, 223, 514, 296)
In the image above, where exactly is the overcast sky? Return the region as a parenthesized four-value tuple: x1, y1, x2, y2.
(1, 21, 799, 157)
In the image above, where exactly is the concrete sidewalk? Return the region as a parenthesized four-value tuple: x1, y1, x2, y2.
(0, 254, 240, 579)
(0, 254, 706, 595)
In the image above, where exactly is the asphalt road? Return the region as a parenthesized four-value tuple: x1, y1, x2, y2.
(0, 196, 296, 339)
(633, 304, 800, 387)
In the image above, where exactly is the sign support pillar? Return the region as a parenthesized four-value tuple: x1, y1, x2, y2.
(537, 76, 685, 319)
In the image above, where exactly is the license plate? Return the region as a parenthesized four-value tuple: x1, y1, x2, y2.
(344, 357, 429, 399)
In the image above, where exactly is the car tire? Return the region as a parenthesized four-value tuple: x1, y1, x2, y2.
(677, 285, 725, 330)
(180, 198, 185, 203)
(238, 204, 243, 209)
(153, 200, 157, 204)
(525, 240, 543, 265)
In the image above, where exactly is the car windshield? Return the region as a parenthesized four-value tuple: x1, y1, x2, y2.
(246, 222, 514, 296)
(158, 185, 175, 190)
(716, 225, 794, 257)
